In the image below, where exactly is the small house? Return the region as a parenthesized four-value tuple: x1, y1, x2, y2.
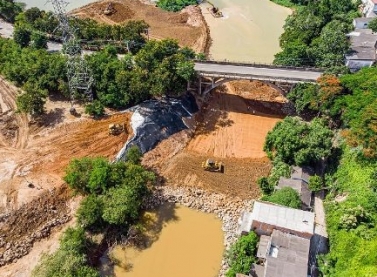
(251, 230, 311, 277)
(345, 29, 377, 72)
(238, 201, 315, 239)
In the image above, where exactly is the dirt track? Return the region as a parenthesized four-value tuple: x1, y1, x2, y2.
(70, 0, 210, 53)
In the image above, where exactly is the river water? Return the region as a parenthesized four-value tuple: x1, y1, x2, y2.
(102, 203, 224, 277)
(202, 0, 291, 63)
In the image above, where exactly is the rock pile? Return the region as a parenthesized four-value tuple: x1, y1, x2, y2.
(0, 214, 70, 266)
(144, 185, 253, 276)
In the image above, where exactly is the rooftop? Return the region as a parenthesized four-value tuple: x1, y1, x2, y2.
(251, 201, 315, 235)
(346, 29, 377, 61)
(277, 177, 311, 208)
(264, 230, 310, 277)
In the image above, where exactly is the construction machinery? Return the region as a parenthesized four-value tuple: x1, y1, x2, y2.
(108, 123, 125, 135)
(202, 159, 224, 173)
(104, 2, 115, 15)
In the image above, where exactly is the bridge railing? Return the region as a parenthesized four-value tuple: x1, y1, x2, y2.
(193, 59, 325, 72)
(197, 72, 318, 83)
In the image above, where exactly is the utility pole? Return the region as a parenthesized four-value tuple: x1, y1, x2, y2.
(49, 0, 93, 114)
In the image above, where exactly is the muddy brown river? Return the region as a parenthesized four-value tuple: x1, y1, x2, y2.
(102, 203, 224, 277)
(202, 0, 291, 63)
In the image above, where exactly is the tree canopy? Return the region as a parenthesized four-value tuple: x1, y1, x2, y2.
(274, 0, 357, 67)
(226, 231, 258, 277)
(264, 187, 301, 209)
(264, 117, 333, 166)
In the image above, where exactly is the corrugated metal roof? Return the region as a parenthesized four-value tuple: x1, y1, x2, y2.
(251, 201, 315, 235)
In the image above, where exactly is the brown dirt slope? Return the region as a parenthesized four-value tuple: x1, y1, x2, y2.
(143, 81, 286, 199)
(70, 0, 209, 52)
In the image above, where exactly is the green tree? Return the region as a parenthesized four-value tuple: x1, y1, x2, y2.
(157, 0, 197, 12)
(0, 0, 22, 23)
(76, 195, 104, 229)
(30, 31, 47, 49)
(368, 18, 377, 32)
(265, 187, 301, 209)
(16, 81, 47, 116)
(85, 100, 104, 117)
(126, 145, 142, 164)
(32, 227, 99, 277)
(264, 117, 333, 166)
(226, 232, 258, 277)
(308, 175, 323, 191)
(13, 26, 31, 47)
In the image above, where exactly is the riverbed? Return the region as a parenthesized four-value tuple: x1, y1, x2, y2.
(103, 203, 224, 277)
(202, 0, 291, 63)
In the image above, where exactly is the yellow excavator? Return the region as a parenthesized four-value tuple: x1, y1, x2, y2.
(202, 159, 224, 173)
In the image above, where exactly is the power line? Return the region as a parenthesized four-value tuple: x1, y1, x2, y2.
(49, 0, 93, 111)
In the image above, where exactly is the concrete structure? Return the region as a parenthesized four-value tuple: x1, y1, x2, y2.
(238, 201, 315, 239)
(346, 29, 377, 71)
(277, 166, 314, 210)
(353, 17, 374, 29)
(252, 230, 311, 277)
(194, 61, 323, 96)
(362, 0, 377, 17)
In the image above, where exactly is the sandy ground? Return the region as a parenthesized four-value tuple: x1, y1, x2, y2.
(143, 81, 286, 199)
(70, 0, 210, 53)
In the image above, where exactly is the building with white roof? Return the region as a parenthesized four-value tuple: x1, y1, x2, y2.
(238, 201, 315, 239)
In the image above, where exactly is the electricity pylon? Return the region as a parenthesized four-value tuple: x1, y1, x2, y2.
(49, 0, 93, 112)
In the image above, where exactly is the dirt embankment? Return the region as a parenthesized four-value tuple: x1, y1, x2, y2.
(70, 0, 210, 53)
(0, 76, 132, 272)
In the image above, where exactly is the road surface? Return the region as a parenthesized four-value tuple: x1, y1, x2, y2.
(194, 62, 322, 82)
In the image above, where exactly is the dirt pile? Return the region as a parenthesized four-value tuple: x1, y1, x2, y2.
(0, 186, 71, 266)
(70, 0, 210, 53)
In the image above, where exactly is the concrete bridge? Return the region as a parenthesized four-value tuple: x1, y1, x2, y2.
(194, 61, 324, 95)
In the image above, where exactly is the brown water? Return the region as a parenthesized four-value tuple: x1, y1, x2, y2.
(202, 0, 292, 63)
(104, 203, 224, 277)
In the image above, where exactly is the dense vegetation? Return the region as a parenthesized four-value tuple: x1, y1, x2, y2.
(263, 187, 301, 209)
(225, 231, 258, 277)
(0, 0, 22, 23)
(13, 6, 150, 53)
(274, 0, 358, 68)
(318, 148, 377, 277)
(264, 116, 333, 166)
(157, 0, 197, 12)
(32, 147, 155, 276)
(0, 36, 195, 116)
(266, 63, 377, 275)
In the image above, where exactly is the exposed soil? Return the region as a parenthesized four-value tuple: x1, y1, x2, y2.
(0, 76, 132, 274)
(70, 0, 210, 53)
(143, 81, 287, 199)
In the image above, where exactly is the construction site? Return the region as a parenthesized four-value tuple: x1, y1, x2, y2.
(0, 0, 289, 276)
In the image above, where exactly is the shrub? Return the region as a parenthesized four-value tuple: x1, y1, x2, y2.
(265, 187, 301, 209)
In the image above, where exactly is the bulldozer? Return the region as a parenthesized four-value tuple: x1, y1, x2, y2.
(108, 123, 125, 135)
(202, 159, 224, 173)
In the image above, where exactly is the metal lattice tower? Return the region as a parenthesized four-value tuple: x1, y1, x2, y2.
(49, 0, 93, 107)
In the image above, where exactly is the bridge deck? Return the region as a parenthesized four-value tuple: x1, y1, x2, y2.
(194, 62, 322, 83)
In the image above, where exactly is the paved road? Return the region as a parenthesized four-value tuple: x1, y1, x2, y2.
(194, 62, 322, 82)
